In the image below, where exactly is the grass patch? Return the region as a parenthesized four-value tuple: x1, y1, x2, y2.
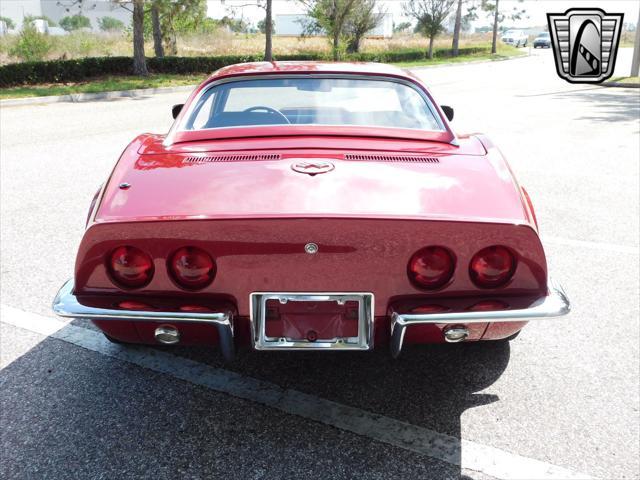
(0, 73, 204, 99)
(393, 44, 524, 67)
(606, 76, 640, 86)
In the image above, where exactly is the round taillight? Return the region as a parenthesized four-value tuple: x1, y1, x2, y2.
(408, 246, 455, 290)
(469, 246, 516, 288)
(169, 247, 215, 290)
(108, 246, 154, 289)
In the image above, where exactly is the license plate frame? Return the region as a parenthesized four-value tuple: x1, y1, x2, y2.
(250, 292, 375, 351)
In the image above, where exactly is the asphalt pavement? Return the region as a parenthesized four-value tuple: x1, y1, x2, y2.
(1, 48, 639, 480)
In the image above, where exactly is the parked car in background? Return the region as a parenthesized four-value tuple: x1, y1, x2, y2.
(533, 32, 551, 48)
(52, 62, 570, 360)
(501, 30, 528, 47)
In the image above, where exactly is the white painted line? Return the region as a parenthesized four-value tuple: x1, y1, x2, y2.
(543, 236, 638, 255)
(0, 305, 593, 480)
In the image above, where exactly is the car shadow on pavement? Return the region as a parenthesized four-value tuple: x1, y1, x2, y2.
(0, 327, 510, 480)
(551, 89, 640, 124)
(173, 338, 512, 478)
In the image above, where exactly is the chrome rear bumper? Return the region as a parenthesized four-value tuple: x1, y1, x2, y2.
(389, 280, 570, 358)
(53, 279, 570, 361)
(52, 279, 235, 361)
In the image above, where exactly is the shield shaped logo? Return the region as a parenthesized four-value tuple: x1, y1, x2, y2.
(547, 8, 624, 84)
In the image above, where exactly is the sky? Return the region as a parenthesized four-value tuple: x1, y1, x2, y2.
(207, 0, 640, 29)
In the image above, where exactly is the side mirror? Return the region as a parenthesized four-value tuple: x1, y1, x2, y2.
(441, 105, 454, 122)
(172, 104, 184, 119)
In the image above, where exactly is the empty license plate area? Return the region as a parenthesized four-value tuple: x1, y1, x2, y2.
(250, 293, 374, 350)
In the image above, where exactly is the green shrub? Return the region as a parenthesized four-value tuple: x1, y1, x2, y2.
(23, 15, 57, 27)
(0, 46, 493, 87)
(8, 24, 52, 62)
(60, 14, 91, 32)
(98, 16, 125, 32)
(0, 57, 133, 86)
(0, 15, 15, 30)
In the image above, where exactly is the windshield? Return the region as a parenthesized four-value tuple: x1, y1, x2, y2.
(182, 77, 443, 132)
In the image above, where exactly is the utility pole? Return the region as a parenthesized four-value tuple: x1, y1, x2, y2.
(631, 7, 640, 77)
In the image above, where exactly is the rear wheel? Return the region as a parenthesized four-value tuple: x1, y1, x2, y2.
(496, 330, 521, 342)
(103, 333, 132, 345)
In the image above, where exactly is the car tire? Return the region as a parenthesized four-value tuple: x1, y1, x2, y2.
(103, 333, 131, 345)
(498, 330, 521, 342)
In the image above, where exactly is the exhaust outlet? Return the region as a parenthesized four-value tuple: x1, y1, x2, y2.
(154, 325, 180, 345)
(443, 326, 469, 343)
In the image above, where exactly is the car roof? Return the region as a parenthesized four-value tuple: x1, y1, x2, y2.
(209, 61, 411, 80)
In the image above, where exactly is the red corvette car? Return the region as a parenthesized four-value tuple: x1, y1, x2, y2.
(53, 62, 569, 360)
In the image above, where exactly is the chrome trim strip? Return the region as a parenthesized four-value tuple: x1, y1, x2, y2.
(52, 279, 235, 361)
(389, 279, 570, 358)
(250, 292, 375, 351)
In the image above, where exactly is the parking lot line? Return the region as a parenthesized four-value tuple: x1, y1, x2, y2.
(0, 304, 593, 480)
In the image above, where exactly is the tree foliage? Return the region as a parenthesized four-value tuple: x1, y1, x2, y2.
(59, 14, 92, 31)
(257, 18, 275, 34)
(344, 0, 385, 53)
(98, 16, 125, 32)
(0, 16, 16, 30)
(152, 0, 207, 55)
(393, 21, 412, 34)
(216, 15, 250, 33)
(299, 0, 383, 59)
(404, 0, 456, 59)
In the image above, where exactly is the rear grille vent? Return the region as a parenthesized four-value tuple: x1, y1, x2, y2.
(184, 153, 281, 163)
(344, 153, 440, 163)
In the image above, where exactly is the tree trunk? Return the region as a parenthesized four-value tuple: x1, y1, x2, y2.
(264, 0, 273, 61)
(151, 4, 164, 58)
(333, 31, 340, 60)
(164, 26, 177, 56)
(428, 36, 434, 59)
(132, 0, 148, 76)
(452, 0, 462, 56)
(347, 36, 360, 54)
(160, 14, 178, 56)
(491, 0, 499, 55)
(631, 7, 640, 76)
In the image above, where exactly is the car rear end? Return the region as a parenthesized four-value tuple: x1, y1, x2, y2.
(52, 64, 569, 359)
(55, 214, 568, 358)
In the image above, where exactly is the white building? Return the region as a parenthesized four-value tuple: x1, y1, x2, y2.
(0, 0, 131, 31)
(275, 13, 394, 38)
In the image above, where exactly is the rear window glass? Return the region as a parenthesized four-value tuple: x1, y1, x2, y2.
(182, 77, 443, 131)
